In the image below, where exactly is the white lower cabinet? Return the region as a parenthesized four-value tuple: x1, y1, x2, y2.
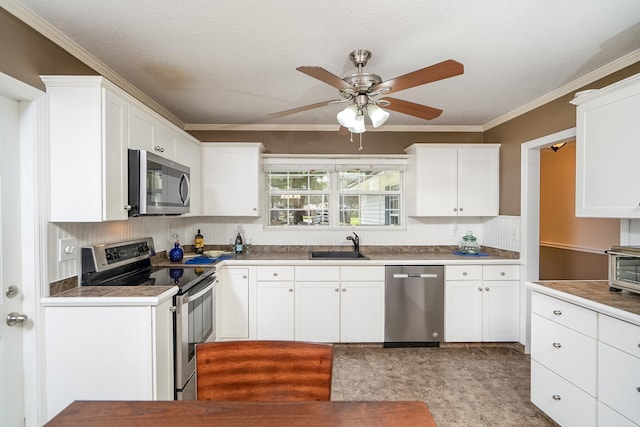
(256, 266, 295, 340)
(340, 266, 385, 343)
(530, 291, 640, 427)
(251, 265, 385, 343)
(445, 265, 519, 342)
(216, 266, 252, 340)
(42, 294, 175, 422)
(295, 266, 341, 342)
(531, 360, 597, 427)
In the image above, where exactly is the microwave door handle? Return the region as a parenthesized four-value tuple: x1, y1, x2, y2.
(179, 173, 190, 206)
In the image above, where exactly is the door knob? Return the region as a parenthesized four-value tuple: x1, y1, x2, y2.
(6, 312, 28, 326)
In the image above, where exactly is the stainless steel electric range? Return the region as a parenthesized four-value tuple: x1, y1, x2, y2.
(81, 237, 215, 400)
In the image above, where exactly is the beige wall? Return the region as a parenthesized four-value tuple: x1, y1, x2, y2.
(2, 6, 640, 215)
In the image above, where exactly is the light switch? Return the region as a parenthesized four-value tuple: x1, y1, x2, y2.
(58, 238, 78, 262)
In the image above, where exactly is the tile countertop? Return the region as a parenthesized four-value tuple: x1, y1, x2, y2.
(527, 280, 640, 326)
(41, 285, 178, 306)
(154, 246, 520, 268)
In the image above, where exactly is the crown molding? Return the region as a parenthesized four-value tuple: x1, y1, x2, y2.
(0, 0, 185, 127)
(483, 48, 640, 131)
(184, 123, 484, 132)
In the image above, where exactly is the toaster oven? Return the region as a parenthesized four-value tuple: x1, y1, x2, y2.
(606, 246, 640, 295)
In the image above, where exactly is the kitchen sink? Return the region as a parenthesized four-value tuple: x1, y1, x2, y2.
(308, 251, 369, 260)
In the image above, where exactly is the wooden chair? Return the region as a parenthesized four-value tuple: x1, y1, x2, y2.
(195, 340, 333, 401)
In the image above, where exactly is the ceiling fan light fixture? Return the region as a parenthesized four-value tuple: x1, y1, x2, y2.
(348, 114, 366, 134)
(367, 104, 390, 128)
(337, 104, 358, 127)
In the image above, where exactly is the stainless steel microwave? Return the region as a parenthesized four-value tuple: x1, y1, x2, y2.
(606, 246, 640, 295)
(128, 149, 190, 216)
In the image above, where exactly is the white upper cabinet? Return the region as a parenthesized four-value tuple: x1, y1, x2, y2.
(405, 143, 500, 217)
(44, 75, 201, 222)
(44, 76, 130, 222)
(573, 73, 640, 218)
(201, 143, 264, 217)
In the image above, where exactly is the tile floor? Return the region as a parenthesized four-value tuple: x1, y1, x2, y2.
(331, 344, 557, 427)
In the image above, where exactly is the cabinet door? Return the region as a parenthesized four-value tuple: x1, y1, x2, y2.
(153, 298, 175, 400)
(482, 280, 519, 341)
(457, 146, 499, 216)
(154, 120, 177, 159)
(598, 342, 640, 425)
(102, 89, 130, 221)
(445, 281, 483, 341)
(202, 143, 263, 216)
(216, 268, 250, 340)
(128, 103, 156, 153)
(575, 75, 640, 218)
(256, 281, 295, 340)
(340, 281, 384, 342)
(414, 146, 458, 216)
(294, 281, 340, 342)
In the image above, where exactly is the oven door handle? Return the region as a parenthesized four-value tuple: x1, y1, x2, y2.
(185, 281, 214, 302)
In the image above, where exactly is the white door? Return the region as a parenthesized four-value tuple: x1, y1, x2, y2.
(0, 93, 25, 426)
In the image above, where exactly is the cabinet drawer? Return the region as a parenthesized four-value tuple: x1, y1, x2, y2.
(531, 292, 597, 338)
(482, 265, 519, 281)
(599, 314, 640, 358)
(256, 266, 294, 281)
(598, 402, 639, 427)
(445, 265, 482, 281)
(340, 266, 385, 281)
(295, 266, 340, 282)
(531, 360, 596, 427)
(598, 342, 640, 425)
(531, 314, 597, 395)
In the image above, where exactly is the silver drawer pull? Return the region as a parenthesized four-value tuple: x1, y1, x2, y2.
(462, 271, 467, 276)
(500, 272, 506, 276)
(552, 394, 561, 401)
(552, 310, 562, 315)
(636, 387, 640, 393)
(552, 342, 562, 349)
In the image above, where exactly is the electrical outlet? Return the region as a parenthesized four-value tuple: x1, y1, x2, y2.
(58, 238, 78, 262)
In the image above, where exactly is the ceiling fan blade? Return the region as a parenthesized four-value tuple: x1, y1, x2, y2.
(296, 66, 353, 91)
(268, 99, 343, 118)
(381, 97, 443, 120)
(371, 59, 464, 95)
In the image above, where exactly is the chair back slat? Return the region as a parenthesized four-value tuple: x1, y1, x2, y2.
(196, 341, 333, 401)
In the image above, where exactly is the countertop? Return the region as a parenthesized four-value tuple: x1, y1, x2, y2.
(154, 246, 520, 268)
(527, 280, 640, 326)
(41, 285, 178, 306)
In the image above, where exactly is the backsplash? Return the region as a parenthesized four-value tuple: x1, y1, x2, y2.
(48, 214, 521, 285)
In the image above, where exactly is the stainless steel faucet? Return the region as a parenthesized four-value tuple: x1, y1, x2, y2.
(346, 232, 360, 252)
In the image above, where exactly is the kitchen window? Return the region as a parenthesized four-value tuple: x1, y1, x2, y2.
(264, 156, 406, 228)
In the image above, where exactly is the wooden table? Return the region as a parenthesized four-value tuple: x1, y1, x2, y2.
(45, 400, 437, 426)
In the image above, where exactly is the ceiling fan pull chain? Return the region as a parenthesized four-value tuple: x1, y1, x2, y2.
(349, 132, 354, 144)
(359, 133, 363, 151)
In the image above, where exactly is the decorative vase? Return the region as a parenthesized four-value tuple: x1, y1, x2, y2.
(169, 242, 184, 262)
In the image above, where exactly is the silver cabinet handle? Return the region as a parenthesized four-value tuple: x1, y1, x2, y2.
(462, 271, 467, 276)
(484, 287, 490, 291)
(6, 312, 28, 326)
(273, 272, 278, 277)
(334, 288, 339, 292)
(242, 275, 247, 279)
(500, 272, 506, 276)
(553, 310, 562, 315)
(552, 342, 562, 348)
(477, 287, 483, 291)
(459, 208, 464, 212)
(289, 288, 293, 292)
(552, 395, 561, 401)
(453, 208, 457, 212)
(636, 387, 640, 392)
(342, 288, 347, 292)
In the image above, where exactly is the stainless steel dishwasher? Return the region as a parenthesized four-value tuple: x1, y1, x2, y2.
(384, 265, 444, 347)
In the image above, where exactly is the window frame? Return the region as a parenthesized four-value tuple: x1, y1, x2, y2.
(263, 156, 407, 230)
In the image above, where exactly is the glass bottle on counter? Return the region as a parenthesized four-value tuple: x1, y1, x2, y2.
(194, 229, 204, 254)
(234, 232, 244, 254)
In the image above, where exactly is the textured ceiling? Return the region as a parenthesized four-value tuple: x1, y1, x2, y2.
(8, 0, 640, 129)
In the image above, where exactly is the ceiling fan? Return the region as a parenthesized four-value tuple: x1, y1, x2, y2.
(269, 49, 464, 133)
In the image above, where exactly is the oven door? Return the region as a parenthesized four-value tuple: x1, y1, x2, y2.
(175, 277, 214, 399)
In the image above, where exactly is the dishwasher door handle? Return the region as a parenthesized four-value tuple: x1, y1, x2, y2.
(392, 273, 439, 279)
